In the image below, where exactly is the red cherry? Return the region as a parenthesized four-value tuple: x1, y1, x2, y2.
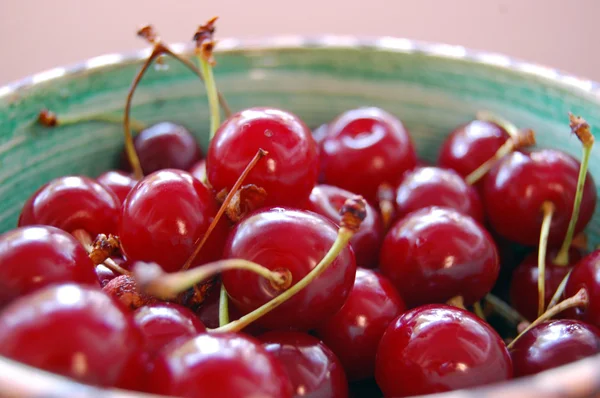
(316, 268, 406, 381)
(305, 184, 384, 268)
(375, 304, 512, 396)
(510, 319, 600, 377)
(222, 207, 356, 330)
(319, 107, 417, 204)
(379, 207, 499, 307)
(96, 170, 137, 204)
(207, 107, 318, 208)
(148, 332, 293, 398)
(18, 176, 121, 236)
(0, 284, 143, 387)
(119, 169, 228, 272)
(189, 159, 207, 184)
(565, 250, 600, 327)
(260, 331, 349, 398)
(483, 149, 597, 246)
(394, 166, 484, 223)
(121, 122, 202, 174)
(0, 226, 98, 307)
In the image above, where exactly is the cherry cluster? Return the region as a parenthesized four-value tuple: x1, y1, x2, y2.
(1, 20, 599, 398)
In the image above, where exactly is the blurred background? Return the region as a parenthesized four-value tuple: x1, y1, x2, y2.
(0, 0, 598, 85)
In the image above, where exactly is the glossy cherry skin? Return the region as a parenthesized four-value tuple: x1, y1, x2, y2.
(0, 284, 143, 387)
(565, 250, 600, 327)
(18, 176, 121, 236)
(148, 332, 293, 398)
(189, 159, 207, 184)
(95, 264, 117, 287)
(320, 107, 417, 204)
(0, 226, 98, 307)
(394, 166, 484, 223)
(222, 207, 356, 331)
(96, 170, 137, 204)
(121, 122, 202, 174)
(305, 184, 384, 269)
(510, 319, 600, 377)
(438, 120, 509, 178)
(260, 331, 349, 398)
(316, 268, 406, 381)
(483, 149, 597, 246)
(375, 304, 512, 397)
(119, 169, 228, 272)
(379, 207, 499, 307)
(207, 107, 318, 208)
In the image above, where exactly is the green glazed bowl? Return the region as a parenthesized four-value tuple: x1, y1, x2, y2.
(1, 36, 600, 397)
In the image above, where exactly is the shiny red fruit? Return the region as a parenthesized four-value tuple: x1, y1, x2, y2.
(483, 149, 596, 246)
(260, 331, 349, 398)
(119, 169, 228, 272)
(189, 159, 207, 184)
(316, 268, 406, 381)
(379, 207, 499, 307)
(222, 207, 356, 330)
(207, 107, 318, 208)
(96, 170, 137, 204)
(375, 304, 512, 397)
(18, 176, 121, 236)
(148, 332, 293, 398)
(565, 250, 600, 327)
(320, 107, 417, 204)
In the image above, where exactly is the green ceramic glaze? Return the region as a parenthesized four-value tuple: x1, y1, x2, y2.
(1, 37, 600, 245)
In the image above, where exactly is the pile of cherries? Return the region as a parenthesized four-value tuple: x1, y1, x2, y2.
(1, 21, 600, 398)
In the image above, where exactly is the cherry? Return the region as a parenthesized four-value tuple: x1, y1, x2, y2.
(379, 207, 499, 308)
(375, 304, 512, 397)
(510, 319, 600, 377)
(316, 268, 406, 381)
(18, 176, 121, 236)
(189, 159, 207, 184)
(319, 107, 417, 204)
(0, 284, 143, 387)
(393, 166, 484, 223)
(96, 170, 137, 204)
(260, 331, 349, 398)
(148, 332, 293, 397)
(565, 249, 600, 327)
(0, 226, 98, 307)
(482, 149, 596, 246)
(222, 207, 356, 331)
(95, 264, 117, 287)
(305, 184, 383, 268)
(206, 107, 318, 208)
(119, 169, 228, 272)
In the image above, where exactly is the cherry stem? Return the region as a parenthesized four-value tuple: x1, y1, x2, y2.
(446, 296, 466, 309)
(133, 259, 291, 301)
(547, 269, 572, 310)
(377, 183, 395, 230)
(212, 196, 367, 333)
(194, 17, 221, 139)
(473, 301, 486, 320)
(537, 201, 555, 317)
(484, 294, 528, 327)
(554, 114, 595, 266)
(219, 283, 230, 327)
(181, 148, 268, 271)
(507, 287, 588, 349)
(38, 109, 147, 133)
(71, 230, 130, 276)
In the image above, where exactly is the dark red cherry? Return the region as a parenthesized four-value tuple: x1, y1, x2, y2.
(260, 331, 349, 398)
(96, 170, 137, 204)
(207, 107, 318, 208)
(189, 159, 207, 184)
(0, 226, 98, 307)
(95, 264, 117, 287)
(510, 319, 600, 377)
(148, 332, 293, 398)
(483, 149, 596, 246)
(375, 304, 512, 397)
(121, 122, 202, 174)
(316, 268, 406, 381)
(320, 107, 417, 204)
(394, 166, 484, 223)
(222, 207, 356, 331)
(0, 284, 143, 387)
(119, 169, 228, 272)
(565, 250, 600, 327)
(305, 184, 384, 268)
(438, 120, 509, 178)
(379, 207, 499, 308)
(18, 176, 121, 236)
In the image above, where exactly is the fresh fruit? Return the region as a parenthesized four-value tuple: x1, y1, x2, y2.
(96, 170, 137, 205)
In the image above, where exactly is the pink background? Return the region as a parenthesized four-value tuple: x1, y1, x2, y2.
(0, 0, 598, 85)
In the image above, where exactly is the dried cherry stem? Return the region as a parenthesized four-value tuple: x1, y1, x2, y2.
(507, 287, 589, 349)
(219, 283, 230, 327)
(377, 183, 395, 230)
(181, 148, 268, 271)
(473, 301, 486, 320)
(71, 230, 129, 275)
(537, 201, 555, 316)
(554, 114, 595, 266)
(213, 196, 367, 333)
(133, 259, 291, 301)
(547, 269, 572, 310)
(484, 294, 528, 327)
(446, 296, 466, 309)
(194, 17, 221, 139)
(37, 109, 146, 133)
